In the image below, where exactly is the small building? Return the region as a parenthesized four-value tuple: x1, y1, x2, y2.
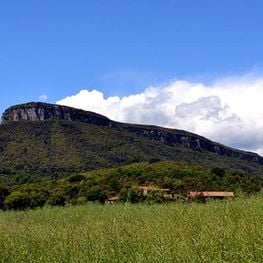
(138, 186, 172, 197)
(105, 196, 119, 205)
(187, 191, 234, 202)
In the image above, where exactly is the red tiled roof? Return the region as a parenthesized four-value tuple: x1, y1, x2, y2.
(188, 191, 234, 197)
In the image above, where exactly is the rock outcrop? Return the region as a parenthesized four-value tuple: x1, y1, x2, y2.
(122, 124, 263, 165)
(1, 102, 113, 127)
(1, 101, 263, 167)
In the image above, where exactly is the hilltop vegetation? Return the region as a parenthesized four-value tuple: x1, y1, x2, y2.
(1, 103, 263, 210)
(0, 161, 263, 210)
(1, 119, 263, 186)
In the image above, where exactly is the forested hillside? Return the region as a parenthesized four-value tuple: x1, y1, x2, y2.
(1, 118, 263, 185)
(1, 161, 263, 210)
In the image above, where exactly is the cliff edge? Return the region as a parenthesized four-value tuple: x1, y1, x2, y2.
(1, 102, 113, 127)
(1, 101, 263, 171)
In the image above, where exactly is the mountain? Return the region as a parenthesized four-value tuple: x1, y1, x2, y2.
(0, 102, 263, 183)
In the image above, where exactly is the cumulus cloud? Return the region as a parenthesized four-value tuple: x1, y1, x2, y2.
(39, 94, 48, 102)
(56, 76, 263, 155)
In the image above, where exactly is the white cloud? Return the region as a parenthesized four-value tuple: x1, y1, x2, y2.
(39, 94, 48, 102)
(56, 76, 263, 155)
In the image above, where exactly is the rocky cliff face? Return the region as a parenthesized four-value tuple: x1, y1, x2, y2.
(1, 101, 263, 166)
(122, 124, 263, 165)
(1, 102, 113, 127)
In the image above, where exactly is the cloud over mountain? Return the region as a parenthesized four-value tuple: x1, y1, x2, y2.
(57, 76, 263, 154)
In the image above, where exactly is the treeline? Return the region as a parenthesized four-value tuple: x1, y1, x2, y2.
(0, 161, 263, 210)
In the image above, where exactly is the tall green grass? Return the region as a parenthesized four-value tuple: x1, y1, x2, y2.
(0, 197, 262, 262)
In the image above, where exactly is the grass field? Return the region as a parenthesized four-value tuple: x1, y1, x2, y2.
(0, 197, 262, 263)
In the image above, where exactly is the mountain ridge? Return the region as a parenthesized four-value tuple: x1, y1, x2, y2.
(0, 102, 263, 181)
(2, 102, 113, 127)
(2, 102, 262, 161)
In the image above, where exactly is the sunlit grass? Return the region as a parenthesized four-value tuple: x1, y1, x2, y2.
(0, 197, 262, 262)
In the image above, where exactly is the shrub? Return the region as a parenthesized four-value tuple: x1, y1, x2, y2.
(127, 187, 142, 203)
(146, 190, 164, 204)
(85, 186, 107, 203)
(0, 184, 10, 209)
(28, 192, 47, 208)
(47, 192, 66, 206)
(76, 196, 87, 205)
(119, 188, 129, 202)
(67, 174, 86, 183)
(211, 167, 225, 177)
(148, 157, 161, 164)
(4, 191, 31, 210)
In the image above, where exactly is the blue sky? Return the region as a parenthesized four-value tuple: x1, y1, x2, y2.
(3, 0, 263, 153)
(1, 1, 263, 117)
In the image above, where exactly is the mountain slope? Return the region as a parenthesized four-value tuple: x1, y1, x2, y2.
(0, 102, 263, 182)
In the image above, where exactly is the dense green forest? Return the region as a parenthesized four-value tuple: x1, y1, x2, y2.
(1, 119, 263, 183)
(1, 114, 263, 211)
(1, 160, 262, 210)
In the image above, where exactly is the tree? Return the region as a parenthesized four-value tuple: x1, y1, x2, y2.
(211, 167, 225, 178)
(67, 174, 86, 183)
(127, 187, 142, 203)
(47, 191, 66, 206)
(28, 192, 47, 208)
(146, 190, 164, 204)
(76, 196, 87, 205)
(108, 177, 121, 192)
(161, 176, 174, 189)
(0, 184, 10, 209)
(85, 186, 107, 203)
(119, 188, 129, 202)
(4, 191, 30, 210)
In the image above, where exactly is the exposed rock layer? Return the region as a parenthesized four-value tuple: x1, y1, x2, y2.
(2, 102, 112, 127)
(2, 102, 263, 167)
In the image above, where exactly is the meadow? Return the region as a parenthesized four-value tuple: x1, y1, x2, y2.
(0, 196, 262, 263)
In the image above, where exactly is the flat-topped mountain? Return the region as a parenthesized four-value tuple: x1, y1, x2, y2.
(2, 102, 113, 127)
(0, 102, 263, 182)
